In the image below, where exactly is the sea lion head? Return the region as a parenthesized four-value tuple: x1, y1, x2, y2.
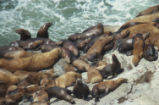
(15, 29, 31, 41)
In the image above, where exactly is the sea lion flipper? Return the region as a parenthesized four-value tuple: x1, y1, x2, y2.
(15, 29, 31, 41)
(37, 22, 53, 38)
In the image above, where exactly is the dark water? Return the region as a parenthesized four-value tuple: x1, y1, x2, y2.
(0, 0, 159, 45)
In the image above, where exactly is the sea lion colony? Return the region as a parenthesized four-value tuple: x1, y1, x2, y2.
(0, 5, 159, 105)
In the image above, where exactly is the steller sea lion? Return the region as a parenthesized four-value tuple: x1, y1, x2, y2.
(37, 22, 52, 38)
(75, 37, 92, 50)
(47, 86, 75, 104)
(55, 71, 82, 88)
(87, 67, 103, 83)
(84, 34, 114, 61)
(73, 79, 90, 99)
(92, 78, 127, 102)
(0, 48, 61, 72)
(72, 59, 90, 72)
(132, 34, 145, 66)
(62, 48, 74, 63)
(136, 5, 159, 17)
(69, 23, 104, 41)
(100, 54, 123, 78)
(143, 44, 158, 61)
(15, 28, 31, 41)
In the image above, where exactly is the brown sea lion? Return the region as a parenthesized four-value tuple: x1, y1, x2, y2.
(0, 82, 8, 97)
(25, 84, 40, 94)
(47, 86, 75, 104)
(62, 40, 79, 57)
(73, 79, 90, 99)
(87, 67, 103, 83)
(40, 44, 58, 52)
(64, 63, 76, 72)
(75, 37, 92, 50)
(103, 42, 114, 52)
(84, 35, 114, 61)
(69, 23, 104, 41)
(136, 5, 159, 17)
(61, 48, 73, 63)
(32, 89, 48, 103)
(100, 54, 123, 78)
(55, 71, 81, 88)
(0, 48, 61, 72)
(40, 78, 56, 89)
(143, 44, 158, 61)
(37, 22, 52, 38)
(132, 34, 145, 66)
(15, 28, 31, 41)
(72, 59, 90, 72)
(92, 78, 127, 102)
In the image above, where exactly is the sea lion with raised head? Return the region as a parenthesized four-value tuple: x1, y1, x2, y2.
(15, 28, 31, 41)
(37, 22, 52, 38)
(73, 79, 90, 99)
(47, 86, 75, 104)
(55, 71, 81, 88)
(0, 48, 61, 72)
(100, 54, 123, 78)
(92, 78, 127, 102)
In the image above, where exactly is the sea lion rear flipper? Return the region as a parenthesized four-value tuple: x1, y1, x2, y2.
(15, 29, 31, 41)
(37, 22, 53, 38)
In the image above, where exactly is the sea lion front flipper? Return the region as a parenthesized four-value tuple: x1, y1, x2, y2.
(15, 29, 31, 41)
(37, 22, 53, 38)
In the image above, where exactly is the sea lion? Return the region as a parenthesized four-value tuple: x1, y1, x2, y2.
(32, 89, 48, 103)
(0, 48, 61, 72)
(92, 78, 127, 102)
(55, 71, 81, 88)
(69, 23, 104, 41)
(40, 78, 56, 89)
(143, 44, 158, 61)
(15, 28, 31, 41)
(62, 40, 79, 57)
(87, 67, 103, 83)
(0, 82, 8, 97)
(40, 44, 58, 52)
(84, 35, 114, 61)
(75, 37, 92, 50)
(117, 38, 134, 55)
(136, 5, 159, 17)
(37, 22, 52, 38)
(100, 54, 123, 78)
(103, 42, 114, 52)
(72, 59, 90, 72)
(47, 86, 75, 104)
(132, 34, 145, 66)
(61, 48, 74, 63)
(73, 79, 90, 99)
(64, 63, 76, 72)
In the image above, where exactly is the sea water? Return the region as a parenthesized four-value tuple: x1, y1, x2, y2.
(0, 0, 159, 45)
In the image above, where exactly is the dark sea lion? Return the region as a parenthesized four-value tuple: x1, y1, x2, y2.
(15, 29, 31, 41)
(143, 44, 158, 61)
(73, 79, 90, 99)
(92, 78, 127, 102)
(84, 35, 114, 61)
(103, 42, 114, 52)
(72, 59, 90, 72)
(117, 38, 134, 55)
(40, 44, 58, 52)
(69, 23, 104, 41)
(37, 22, 52, 38)
(132, 34, 145, 66)
(55, 71, 81, 88)
(62, 40, 79, 57)
(0, 48, 61, 72)
(75, 37, 92, 50)
(136, 5, 159, 17)
(0, 82, 8, 97)
(47, 86, 75, 104)
(100, 54, 123, 78)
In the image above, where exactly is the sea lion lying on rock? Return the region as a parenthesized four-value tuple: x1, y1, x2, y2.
(87, 67, 103, 83)
(73, 79, 90, 99)
(143, 44, 158, 61)
(136, 4, 159, 17)
(92, 78, 127, 102)
(0, 48, 61, 72)
(69, 23, 104, 41)
(84, 35, 114, 61)
(100, 54, 123, 78)
(47, 86, 75, 104)
(55, 71, 81, 88)
(132, 34, 145, 66)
